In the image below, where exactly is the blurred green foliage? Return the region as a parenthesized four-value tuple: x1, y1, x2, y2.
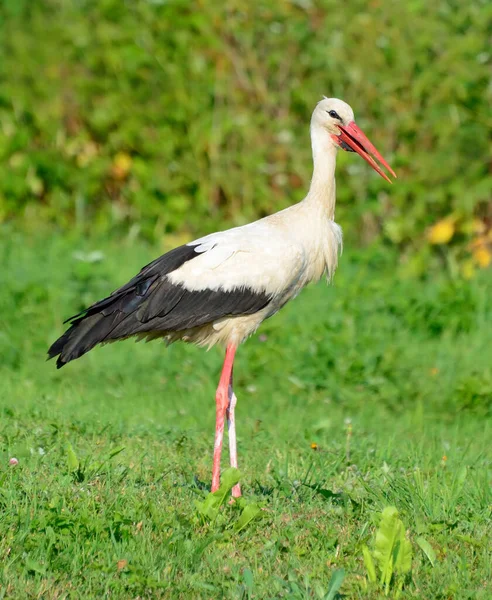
(0, 0, 490, 255)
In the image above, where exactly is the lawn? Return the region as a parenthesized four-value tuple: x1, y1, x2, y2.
(0, 230, 490, 599)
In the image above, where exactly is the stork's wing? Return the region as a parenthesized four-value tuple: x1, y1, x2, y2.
(48, 225, 301, 367)
(168, 224, 304, 295)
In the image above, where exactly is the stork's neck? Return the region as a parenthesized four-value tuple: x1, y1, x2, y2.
(305, 125, 338, 218)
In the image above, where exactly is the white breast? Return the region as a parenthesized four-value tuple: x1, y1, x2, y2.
(165, 203, 342, 348)
(168, 215, 305, 297)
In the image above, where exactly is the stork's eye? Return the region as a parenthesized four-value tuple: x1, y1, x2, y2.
(328, 110, 342, 121)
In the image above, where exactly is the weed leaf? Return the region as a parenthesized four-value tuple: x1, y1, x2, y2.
(196, 468, 241, 521)
(242, 568, 254, 597)
(25, 558, 46, 575)
(373, 506, 412, 594)
(324, 568, 345, 600)
(66, 442, 79, 472)
(416, 536, 437, 567)
(303, 483, 345, 503)
(234, 502, 262, 533)
(362, 545, 377, 583)
(108, 445, 126, 459)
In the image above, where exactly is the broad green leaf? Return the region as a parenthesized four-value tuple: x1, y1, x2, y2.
(324, 568, 345, 600)
(456, 466, 468, 487)
(25, 558, 46, 575)
(243, 568, 254, 595)
(373, 506, 412, 594)
(220, 468, 242, 492)
(66, 442, 79, 472)
(362, 545, 377, 583)
(393, 536, 412, 575)
(374, 506, 400, 590)
(196, 468, 241, 521)
(196, 494, 220, 521)
(396, 535, 413, 575)
(416, 536, 437, 567)
(234, 502, 262, 533)
(303, 483, 347, 504)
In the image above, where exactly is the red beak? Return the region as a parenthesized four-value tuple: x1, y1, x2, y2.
(334, 121, 396, 183)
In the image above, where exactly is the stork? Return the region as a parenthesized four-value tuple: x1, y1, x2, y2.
(48, 98, 395, 498)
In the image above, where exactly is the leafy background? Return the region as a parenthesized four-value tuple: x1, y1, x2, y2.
(0, 0, 490, 275)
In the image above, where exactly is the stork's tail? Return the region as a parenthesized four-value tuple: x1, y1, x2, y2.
(48, 243, 201, 368)
(48, 312, 121, 368)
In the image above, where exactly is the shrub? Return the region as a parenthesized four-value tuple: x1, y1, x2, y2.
(0, 0, 490, 271)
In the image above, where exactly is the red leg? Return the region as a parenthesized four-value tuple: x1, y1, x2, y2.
(226, 369, 242, 498)
(211, 344, 236, 492)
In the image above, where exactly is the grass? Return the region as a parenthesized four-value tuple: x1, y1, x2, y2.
(0, 229, 490, 599)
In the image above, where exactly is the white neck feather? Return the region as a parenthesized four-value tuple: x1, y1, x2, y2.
(305, 124, 338, 218)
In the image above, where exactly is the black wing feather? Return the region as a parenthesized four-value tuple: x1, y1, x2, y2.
(48, 243, 271, 368)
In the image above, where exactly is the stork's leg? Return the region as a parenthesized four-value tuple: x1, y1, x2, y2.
(211, 344, 236, 493)
(226, 369, 242, 498)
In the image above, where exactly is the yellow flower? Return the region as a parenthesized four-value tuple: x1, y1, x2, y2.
(472, 246, 491, 268)
(427, 217, 455, 245)
(111, 152, 133, 180)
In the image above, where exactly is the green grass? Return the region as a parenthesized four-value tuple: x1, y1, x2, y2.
(0, 230, 490, 599)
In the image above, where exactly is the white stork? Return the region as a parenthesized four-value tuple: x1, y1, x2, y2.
(49, 98, 395, 498)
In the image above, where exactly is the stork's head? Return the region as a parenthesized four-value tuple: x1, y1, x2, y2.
(312, 97, 396, 183)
